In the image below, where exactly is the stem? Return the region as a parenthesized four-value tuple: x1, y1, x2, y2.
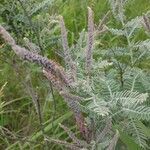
(49, 81, 57, 129)
(111, 49, 125, 88)
(121, 20, 134, 66)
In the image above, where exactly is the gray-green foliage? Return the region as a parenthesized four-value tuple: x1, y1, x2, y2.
(0, 0, 150, 149)
(62, 1, 150, 149)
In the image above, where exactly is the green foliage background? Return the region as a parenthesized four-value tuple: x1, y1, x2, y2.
(0, 0, 150, 149)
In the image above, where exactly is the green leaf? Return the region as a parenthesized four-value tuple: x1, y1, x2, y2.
(112, 91, 148, 107)
(123, 106, 150, 121)
(115, 126, 141, 150)
(136, 121, 150, 138)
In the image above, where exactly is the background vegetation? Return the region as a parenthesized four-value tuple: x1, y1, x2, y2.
(0, 0, 150, 149)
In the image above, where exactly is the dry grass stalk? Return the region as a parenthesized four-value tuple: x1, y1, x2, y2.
(0, 82, 7, 97)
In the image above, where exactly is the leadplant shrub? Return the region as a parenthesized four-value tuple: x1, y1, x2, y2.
(0, 1, 150, 149)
